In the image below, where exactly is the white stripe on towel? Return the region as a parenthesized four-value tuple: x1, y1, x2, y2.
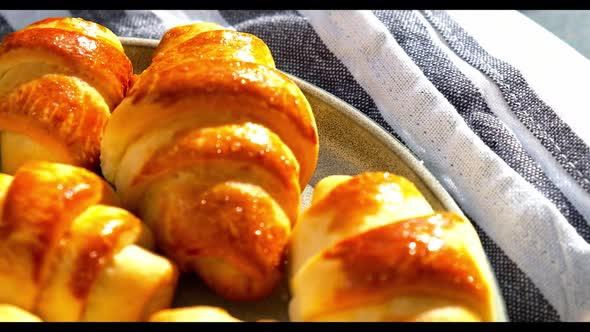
(413, 11, 590, 227)
(447, 10, 590, 148)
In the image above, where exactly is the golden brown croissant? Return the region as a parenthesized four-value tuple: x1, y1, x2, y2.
(147, 306, 280, 322)
(0, 17, 133, 174)
(101, 23, 319, 301)
(0, 161, 178, 322)
(148, 306, 242, 322)
(289, 172, 504, 322)
(0, 305, 42, 322)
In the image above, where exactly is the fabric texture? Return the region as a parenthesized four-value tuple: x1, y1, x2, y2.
(0, 9, 589, 322)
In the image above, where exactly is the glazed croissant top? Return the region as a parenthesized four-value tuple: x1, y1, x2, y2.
(0, 17, 131, 107)
(289, 172, 504, 322)
(101, 22, 318, 197)
(0, 304, 42, 322)
(148, 306, 242, 322)
(0, 17, 133, 174)
(0, 161, 178, 322)
(100, 22, 319, 301)
(148, 306, 281, 322)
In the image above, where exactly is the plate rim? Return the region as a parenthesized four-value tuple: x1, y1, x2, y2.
(119, 36, 508, 322)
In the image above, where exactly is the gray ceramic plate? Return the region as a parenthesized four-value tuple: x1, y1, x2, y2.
(120, 37, 508, 322)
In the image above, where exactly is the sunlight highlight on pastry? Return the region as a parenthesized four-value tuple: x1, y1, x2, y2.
(0, 17, 133, 174)
(101, 22, 319, 301)
(0, 161, 178, 322)
(289, 172, 501, 322)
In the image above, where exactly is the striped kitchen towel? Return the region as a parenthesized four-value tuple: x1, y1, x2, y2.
(0, 9, 588, 322)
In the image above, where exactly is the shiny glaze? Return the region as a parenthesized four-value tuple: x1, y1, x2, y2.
(101, 23, 318, 188)
(0, 162, 115, 283)
(0, 304, 43, 322)
(68, 207, 141, 300)
(307, 172, 425, 232)
(0, 27, 132, 107)
(0, 174, 13, 199)
(101, 22, 317, 301)
(154, 22, 225, 57)
(153, 181, 289, 300)
(104, 82, 317, 190)
(0, 161, 178, 321)
(152, 29, 275, 69)
(132, 122, 301, 224)
(128, 59, 317, 144)
(136, 123, 299, 190)
(0, 174, 12, 222)
(0, 75, 110, 170)
(322, 212, 489, 320)
(25, 17, 124, 53)
(148, 306, 241, 322)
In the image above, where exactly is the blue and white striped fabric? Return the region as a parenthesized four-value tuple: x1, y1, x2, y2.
(1, 9, 589, 322)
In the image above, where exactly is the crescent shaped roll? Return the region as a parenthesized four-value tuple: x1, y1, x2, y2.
(289, 172, 503, 322)
(148, 306, 241, 322)
(147, 306, 279, 322)
(101, 22, 318, 300)
(0, 161, 178, 321)
(0, 17, 133, 174)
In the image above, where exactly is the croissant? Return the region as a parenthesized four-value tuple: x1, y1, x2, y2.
(289, 172, 503, 322)
(0, 161, 178, 322)
(101, 23, 319, 300)
(148, 306, 241, 322)
(0, 17, 133, 174)
(148, 306, 281, 322)
(0, 305, 42, 322)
